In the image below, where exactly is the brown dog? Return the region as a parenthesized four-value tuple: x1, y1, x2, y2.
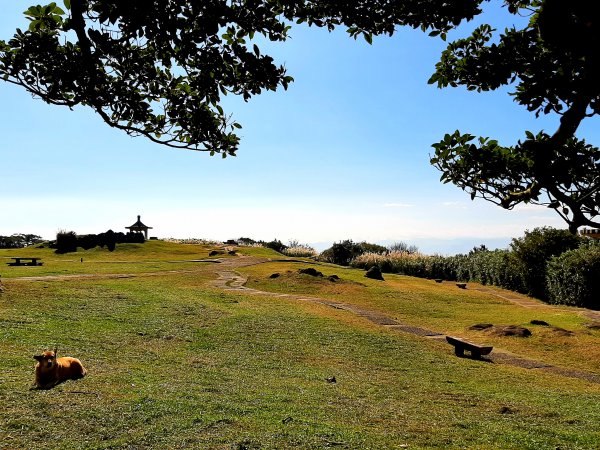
(32, 348, 87, 390)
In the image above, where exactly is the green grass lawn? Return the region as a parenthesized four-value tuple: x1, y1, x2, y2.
(0, 240, 231, 278)
(1, 243, 600, 449)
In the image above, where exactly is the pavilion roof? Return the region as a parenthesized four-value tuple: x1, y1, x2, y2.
(126, 215, 153, 229)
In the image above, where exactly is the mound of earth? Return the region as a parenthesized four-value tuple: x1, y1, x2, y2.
(298, 268, 323, 277)
(491, 325, 532, 338)
(530, 319, 550, 326)
(550, 327, 574, 336)
(469, 323, 494, 331)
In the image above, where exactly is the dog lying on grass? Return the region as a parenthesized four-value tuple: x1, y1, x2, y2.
(32, 348, 87, 390)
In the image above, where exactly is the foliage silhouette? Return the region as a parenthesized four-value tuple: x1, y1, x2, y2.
(1, 1, 599, 229)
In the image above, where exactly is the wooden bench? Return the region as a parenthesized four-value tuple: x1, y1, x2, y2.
(7, 257, 43, 267)
(446, 336, 493, 359)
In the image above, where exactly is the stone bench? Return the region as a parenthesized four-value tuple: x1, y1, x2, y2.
(446, 336, 493, 359)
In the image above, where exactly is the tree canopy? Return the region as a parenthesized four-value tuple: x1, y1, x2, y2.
(0, 233, 43, 248)
(429, 0, 600, 232)
(0, 0, 481, 156)
(1, 1, 599, 230)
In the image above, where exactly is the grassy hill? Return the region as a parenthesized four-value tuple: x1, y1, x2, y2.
(1, 241, 599, 449)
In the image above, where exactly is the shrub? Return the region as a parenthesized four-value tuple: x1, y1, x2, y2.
(55, 230, 78, 254)
(358, 242, 388, 255)
(510, 227, 580, 299)
(465, 248, 525, 292)
(319, 240, 390, 266)
(124, 231, 145, 244)
(237, 237, 258, 246)
(78, 234, 99, 250)
(319, 240, 363, 266)
(426, 254, 460, 280)
(546, 241, 600, 309)
(263, 239, 287, 254)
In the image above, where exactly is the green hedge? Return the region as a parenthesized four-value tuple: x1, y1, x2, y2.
(546, 242, 600, 309)
(510, 227, 580, 300)
(345, 228, 600, 308)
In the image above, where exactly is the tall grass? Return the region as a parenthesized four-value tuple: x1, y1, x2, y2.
(282, 246, 318, 258)
(351, 251, 458, 280)
(163, 238, 223, 245)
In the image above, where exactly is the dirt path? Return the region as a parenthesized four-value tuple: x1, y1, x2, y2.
(212, 258, 600, 385)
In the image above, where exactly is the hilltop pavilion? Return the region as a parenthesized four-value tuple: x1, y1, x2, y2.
(126, 215, 153, 239)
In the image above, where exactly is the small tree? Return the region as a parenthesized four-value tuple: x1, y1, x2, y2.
(510, 227, 580, 299)
(263, 239, 287, 254)
(388, 241, 419, 254)
(55, 230, 78, 254)
(319, 240, 376, 266)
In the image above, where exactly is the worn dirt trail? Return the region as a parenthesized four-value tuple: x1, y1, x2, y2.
(212, 257, 600, 384)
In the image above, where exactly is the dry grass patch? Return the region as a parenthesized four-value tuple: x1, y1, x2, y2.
(238, 261, 600, 374)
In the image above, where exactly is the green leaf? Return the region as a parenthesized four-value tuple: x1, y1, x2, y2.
(28, 20, 41, 31)
(63, 0, 71, 9)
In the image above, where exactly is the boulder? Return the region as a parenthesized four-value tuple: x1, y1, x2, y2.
(365, 266, 384, 281)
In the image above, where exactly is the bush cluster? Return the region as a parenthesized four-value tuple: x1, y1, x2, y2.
(263, 239, 287, 254)
(345, 227, 600, 310)
(54, 230, 145, 254)
(0, 233, 43, 248)
(510, 227, 580, 299)
(318, 240, 387, 266)
(546, 241, 600, 309)
(233, 238, 316, 256)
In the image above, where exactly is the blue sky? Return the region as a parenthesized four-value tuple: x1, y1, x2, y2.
(1, 2, 594, 254)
